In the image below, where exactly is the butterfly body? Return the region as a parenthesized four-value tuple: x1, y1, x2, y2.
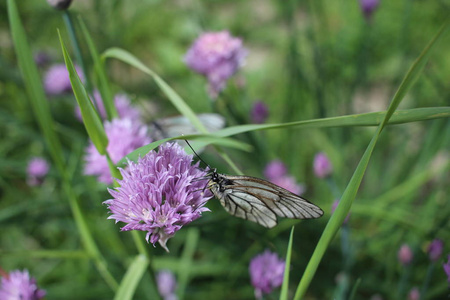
(207, 170, 323, 228)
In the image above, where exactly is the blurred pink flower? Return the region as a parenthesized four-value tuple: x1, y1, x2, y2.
(0, 269, 46, 300)
(398, 244, 413, 265)
(44, 63, 84, 95)
(427, 239, 444, 262)
(407, 287, 420, 300)
(184, 31, 247, 98)
(249, 250, 285, 299)
(313, 152, 332, 179)
(251, 101, 269, 124)
(26, 157, 49, 186)
(264, 160, 287, 180)
(359, 0, 380, 21)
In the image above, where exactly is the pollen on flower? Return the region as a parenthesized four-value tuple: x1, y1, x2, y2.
(104, 143, 212, 252)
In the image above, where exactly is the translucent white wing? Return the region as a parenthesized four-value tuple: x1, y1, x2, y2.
(210, 174, 323, 228)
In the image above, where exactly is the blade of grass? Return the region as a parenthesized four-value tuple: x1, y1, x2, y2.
(177, 228, 200, 300)
(78, 16, 117, 120)
(280, 226, 295, 300)
(294, 19, 449, 299)
(59, 30, 108, 155)
(102, 47, 208, 133)
(114, 255, 149, 300)
(7, 0, 118, 290)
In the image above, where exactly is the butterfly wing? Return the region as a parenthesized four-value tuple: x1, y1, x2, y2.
(211, 174, 323, 228)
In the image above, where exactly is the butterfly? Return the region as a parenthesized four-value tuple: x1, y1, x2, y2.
(186, 141, 324, 228)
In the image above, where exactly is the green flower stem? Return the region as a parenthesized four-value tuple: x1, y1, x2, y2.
(419, 262, 435, 300)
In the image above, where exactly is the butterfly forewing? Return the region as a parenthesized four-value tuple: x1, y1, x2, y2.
(209, 173, 323, 228)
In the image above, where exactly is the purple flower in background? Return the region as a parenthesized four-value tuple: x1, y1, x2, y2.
(104, 143, 212, 252)
(359, 0, 380, 21)
(251, 101, 269, 124)
(84, 118, 151, 185)
(264, 160, 287, 180)
(443, 255, 450, 283)
(75, 90, 141, 122)
(184, 31, 247, 99)
(398, 244, 413, 265)
(33, 51, 50, 67)
(313, 152, 332, 179)
(249, 250, 285, 299)
(427, 239, 444, 262)
(408, 287, 420, 300)
(26, 157, 49, 186)
(331, 199, 351, 224)
(44, 63, 84, 95)
(0, 269, 46, 300)
(271, 176, 305, 195)
(157, 270, 178, 300)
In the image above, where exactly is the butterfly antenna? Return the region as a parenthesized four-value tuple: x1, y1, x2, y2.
(184, 139, 211, 169)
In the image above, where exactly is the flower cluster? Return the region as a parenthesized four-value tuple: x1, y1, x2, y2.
(84, 118, 151, 184)
(26, 157, 49, 186)
(398, 244, 413, 265)
(264, 160, 304, 195)
(184, 31, 247, 98)
(75, 90, 141, 122)
(157, 270, 178, 300)
(249, 250, 285, 299)
(427, 239, 443, 262)
(44, 63, 84, 95)
(104, 143, 212, 252)
(251, 101, 269, 124)
(0, 269, 46, 300)
(313, 152, 333, 179)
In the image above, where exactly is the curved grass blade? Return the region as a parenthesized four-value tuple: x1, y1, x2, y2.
(280, 226, 295, 300)
(213, 107, 450, 138)
(117, 134, 252, 166)
(102, 47, 208, 133)
(78, 17, 117, 120)
(59, 30, 108, 155)
(114, 255, 149, 300)
(294, 19, 449, 299)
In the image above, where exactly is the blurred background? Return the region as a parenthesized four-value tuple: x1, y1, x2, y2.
(0, 0, 449, 299)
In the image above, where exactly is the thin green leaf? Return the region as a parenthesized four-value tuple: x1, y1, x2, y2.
(348, 278, 362, 300)
(117, 135, 252, 166)
(280, 226, 295, 300)
(294, 19, 449, 299)
(177, 228, 200, 300)
(114, 255, 149, 300)
(59, 30, 109, 155)
(213, 107, 450, 138)
(78, 16, 117, 120)
(102, 47, 208, 133)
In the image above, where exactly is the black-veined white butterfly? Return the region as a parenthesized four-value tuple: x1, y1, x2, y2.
(187, 141, 324, 228)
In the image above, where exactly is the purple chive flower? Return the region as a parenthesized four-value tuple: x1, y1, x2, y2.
(0, 269, 46, 300)
(157, 270, 178, 300)
(313, 152, 332, 179)
(251, 101, 269, 124)
(84, 118, 151, 185)
(398, 244, 413, 265)
(44, 63, 85, 95)
(264, 160, 287, 180)
(428, 239, 444, 262)
(75, 90, 141, 122)
(271, 176, 305, 195)
(104, 143, 212, 252)
(184, 31, 248, 99)
(443, 255, 450, 284)
(26, 157, 49, 186)
(249, 250, 285, 299)
(359, 0, 380, 21)
(331, 199, 351, 224)
(33, 51, 50, 67)
(407, 287, 420, 300)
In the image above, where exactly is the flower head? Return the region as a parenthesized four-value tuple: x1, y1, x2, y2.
(26, 157, 49, 186)
(184, 31, 247, 98)
(249, 250, 285, 299)
(0, 269, 46, 300)
(428, 239, 444, 262)
(443, 255, 450, 284)
(157, 270, 177, 300)
(331, 199, 350, 224)
(408, 287, 420, 300)
(44, 63, 84, 95)
(251, 101, 269, 124)
(84, 118, 151, 184)
(398, 244, 413, 265)
(359, 0, 380, 21)
(313, 152, 332, 179)
(75, 90, 141, 122)
(264, 160, 287, 180)
(104, 143, 212, 252)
